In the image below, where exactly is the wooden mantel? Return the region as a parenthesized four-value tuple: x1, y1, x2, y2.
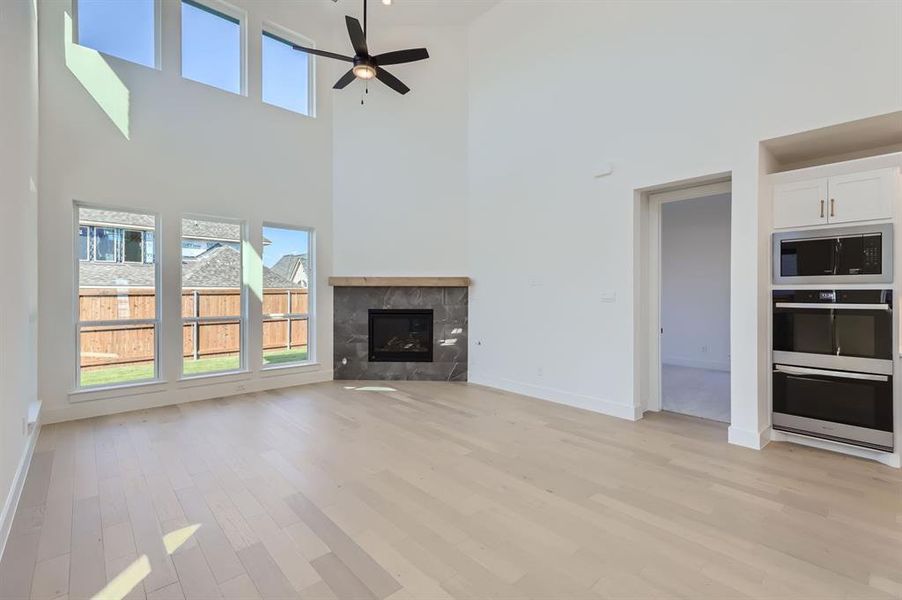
(328, 277, 471, 287)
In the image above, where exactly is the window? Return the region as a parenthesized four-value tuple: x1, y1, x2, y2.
(78, 226, 89, 260)
(181, 0, 243, 94)
(262, 30, 312, 116)
(76, 206, 159, 388)
(182, 217, 245, 376)
(94, 227, 119, 262)
(144, 231, 155, 264)
(123, 230, 143, 263)
(262, 225, 312, 367)
(76, 0, 157, 68)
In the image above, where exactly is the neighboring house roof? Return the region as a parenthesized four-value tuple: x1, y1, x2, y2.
(79, 262, 156, 287)
(80, 209, 270, 244)
(270, 254, 309, 287)
(79, 245, 302, 289)
(181, 218, 241, 242)
(79, 209, 154, 230)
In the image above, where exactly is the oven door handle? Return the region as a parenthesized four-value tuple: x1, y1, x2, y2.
(774, 365, 889, 382)
(774, 302, 891, 311)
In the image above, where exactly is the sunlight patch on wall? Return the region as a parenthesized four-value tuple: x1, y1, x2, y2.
(90, 555, 150, 600)
(64, 12, 130, 139)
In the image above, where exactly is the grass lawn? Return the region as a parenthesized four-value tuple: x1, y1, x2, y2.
(80, 347, 309, 387)
(263, 347, 309, 366)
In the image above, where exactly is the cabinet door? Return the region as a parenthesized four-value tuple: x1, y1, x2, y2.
(773, 178, 828, 229)
(828, 168, 897, 224)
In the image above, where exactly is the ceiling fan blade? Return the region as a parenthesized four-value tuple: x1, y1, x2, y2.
(374, 48, 429, 66)
(376, 67, 410, 95)
(345, 16, 368, 56)
(292, 44, 353, 62)
(333, 69, 356, 90)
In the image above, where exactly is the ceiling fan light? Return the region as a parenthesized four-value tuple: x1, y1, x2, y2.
(353, 64, 376, 80)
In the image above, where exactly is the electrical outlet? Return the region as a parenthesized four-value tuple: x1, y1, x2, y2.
(235, 384, 247, 393)
(537, 366, 544, 377)
(701, 345, 709, 354)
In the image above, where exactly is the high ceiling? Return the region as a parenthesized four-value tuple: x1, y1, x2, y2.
(317, 0, 499, 26)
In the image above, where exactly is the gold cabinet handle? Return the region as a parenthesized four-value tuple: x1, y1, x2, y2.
(830, 198, 835, 217)
(820, 199, 825, 218)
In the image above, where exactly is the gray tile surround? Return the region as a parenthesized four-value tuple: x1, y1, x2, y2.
(333, 286, 468, 381)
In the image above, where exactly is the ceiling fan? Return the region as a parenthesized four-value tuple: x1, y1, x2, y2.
(292, 0, 429, 95)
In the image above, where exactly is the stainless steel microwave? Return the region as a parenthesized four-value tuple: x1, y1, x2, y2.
(773, 223, 893, 285)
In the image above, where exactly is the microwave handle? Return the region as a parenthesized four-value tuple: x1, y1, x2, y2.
(774, 365, 888, 382)
(774, 302, 891, 311)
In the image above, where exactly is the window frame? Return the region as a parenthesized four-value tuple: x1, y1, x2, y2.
(260, 23, 317, 118)
(73, 0, 162, 70)
(180, 0, 248, 96)
(262, 223, 315, 369)
(73, 202, 163, 391)
(180, 214, 248, 379)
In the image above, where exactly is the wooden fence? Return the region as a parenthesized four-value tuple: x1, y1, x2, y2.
(79, 288, 308, 367)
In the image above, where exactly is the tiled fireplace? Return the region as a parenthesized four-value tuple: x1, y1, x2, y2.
(331, 278, 469, 381)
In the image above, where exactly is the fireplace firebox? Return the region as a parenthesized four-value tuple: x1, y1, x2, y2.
(368, 309, 434, 362)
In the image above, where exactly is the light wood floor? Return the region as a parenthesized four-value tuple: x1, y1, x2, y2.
(2, 381, 902, 600)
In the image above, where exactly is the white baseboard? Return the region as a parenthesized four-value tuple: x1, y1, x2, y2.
(0, 411, 41, 563)
(468, 373, 643, 421)
(728, 425, 771, 450)
(42, 369, 334, 424)
(770, 428, 900, 468)
(662, 356, 730, 372)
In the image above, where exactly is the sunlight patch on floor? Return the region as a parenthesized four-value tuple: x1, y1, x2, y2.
(344, 385, 398, 392)
(90, 555, 150, 600)
(163, 523, 201, 555)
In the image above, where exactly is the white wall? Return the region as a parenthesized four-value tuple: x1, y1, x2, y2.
(0, 0, 40, 553)
(332, 24, 468, 276)
(661, 194, 731, 371)
(37, 0, 337, 422)
(466, 1, 902, 443)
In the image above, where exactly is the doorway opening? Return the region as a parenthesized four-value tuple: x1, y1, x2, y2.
(636, 175, 732, 424)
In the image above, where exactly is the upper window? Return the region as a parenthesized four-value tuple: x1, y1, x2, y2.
(262, 226, 312, 367)
(76, 0, 157, 68)
(76, 206, 160, 389)
(181, 0, 243, 94)
(262, 31, 312, 116)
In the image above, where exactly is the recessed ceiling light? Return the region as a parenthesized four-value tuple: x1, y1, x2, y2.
(382, 0, 392, 5)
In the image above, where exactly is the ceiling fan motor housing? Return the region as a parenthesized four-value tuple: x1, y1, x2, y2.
(352, 55, 377, 79)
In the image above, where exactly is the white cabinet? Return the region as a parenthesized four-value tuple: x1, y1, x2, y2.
(827, 169, 897, 225)
(773, 167, 898, 229)
(773, 178, 828, 229)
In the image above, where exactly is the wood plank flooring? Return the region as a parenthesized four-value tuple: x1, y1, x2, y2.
(2, 381, 901, 600)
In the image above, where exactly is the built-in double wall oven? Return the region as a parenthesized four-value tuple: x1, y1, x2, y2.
(772, 289, 894, 451)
